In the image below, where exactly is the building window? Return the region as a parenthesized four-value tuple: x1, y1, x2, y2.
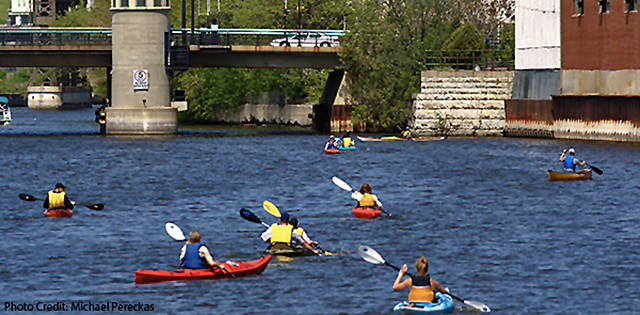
(574, 0, 584, 15)
(120, 0, 128, 7)
(625, 0, 637, 12)
(136, 0, 145, 6)
(598, 0, 609, 14)
(153, 0, 162, 6)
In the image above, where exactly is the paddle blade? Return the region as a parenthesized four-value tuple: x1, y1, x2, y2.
(332, 176, 353, 192)
(263, 200, 281, 218)
(165, 222, 186, 241)
(464, 300, 491, 313)
(19, 193, 38, 201)
(590, 165, 603, 175)
(357, 245, 385, 265)
(84, 203, 104, 211)
(240, 208, 262, 224)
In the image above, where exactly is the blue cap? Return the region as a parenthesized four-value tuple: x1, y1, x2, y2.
(280, 212, 290, 222)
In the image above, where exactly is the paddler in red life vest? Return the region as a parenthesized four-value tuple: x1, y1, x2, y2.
(43, 183, 75, 210)
(351, 183, 383, 210)
(260, 212, 320, 255)
(180, 230, 227, 270)
(393, 256, 449, 303)
(289, 217, 319, 247)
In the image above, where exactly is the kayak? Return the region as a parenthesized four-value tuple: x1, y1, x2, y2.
(357, 136, 446, 142)
(352, 206, 381, 219)
(324, 148, 341, 154)
(44, 208, 73, 218)
(337, 145, 358, 151)
(548, 169, 592, 182)
(264, 243, 316, 257)
(393, 292, 454, 315)
(134, 255, 271, 284)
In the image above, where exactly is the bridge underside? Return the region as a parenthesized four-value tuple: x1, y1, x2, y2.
(0, 45, 341, 68)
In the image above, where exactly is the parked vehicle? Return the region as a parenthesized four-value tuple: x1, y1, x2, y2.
(270, 32, 339, 47)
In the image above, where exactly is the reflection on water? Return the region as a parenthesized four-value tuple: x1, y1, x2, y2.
(0, 107, 639, 314)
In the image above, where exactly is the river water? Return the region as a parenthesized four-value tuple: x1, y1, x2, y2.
(1, 107, 639, 315)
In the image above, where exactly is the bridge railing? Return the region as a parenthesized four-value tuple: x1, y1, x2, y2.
(0, 28, 112, 45)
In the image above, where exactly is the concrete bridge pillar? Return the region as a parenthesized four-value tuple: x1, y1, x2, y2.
(107, 0, 177, 134)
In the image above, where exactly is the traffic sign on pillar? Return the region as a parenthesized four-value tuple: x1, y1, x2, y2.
(133, 69, 149, 91)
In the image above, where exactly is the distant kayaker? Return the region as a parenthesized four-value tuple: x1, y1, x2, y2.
(342, 132, 354, 147)
(260, 212, 320, 255)
(352, 183, 383, 210)
(393, 257, 449, 303)
(43, 183, 75, 210)
(559, 148, 587, 173)
(180, 230, 227, 270)
(290, 217, 319, 247)
(324, 135, 338, 150)
(402, 126, 412, 139)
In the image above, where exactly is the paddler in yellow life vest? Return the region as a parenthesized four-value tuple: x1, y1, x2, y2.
(43, 183, 75, 210)
(342, 132, 355, 147)
(290, 217, 319, 246)
(351, 183, 383, 210)
(393, 256, 449, 303)
(260, 212, 319, 255)
(402, 126, 412, 139)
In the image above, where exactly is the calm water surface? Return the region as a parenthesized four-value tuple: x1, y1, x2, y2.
(1, 107, 639, 314)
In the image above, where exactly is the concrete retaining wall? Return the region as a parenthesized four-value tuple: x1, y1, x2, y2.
(27, 86, 92, 109)
(412, 71, 514, 136)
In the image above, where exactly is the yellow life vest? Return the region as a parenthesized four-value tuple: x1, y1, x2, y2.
(294, 227, 304, 238)
(270, 223, 293, 245)
(48, 191, 66, 209)
(359, 193, 375, 207)
(343, 137, 352, 147)
(408, 286, 435, 303)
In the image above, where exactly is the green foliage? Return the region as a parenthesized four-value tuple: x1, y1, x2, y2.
(0, 0, 9, 24)
(50, 0, 111, 27)
(0, 68, 31, 94)
(498, 24, 515, 62)
(441, 23, 485, 70)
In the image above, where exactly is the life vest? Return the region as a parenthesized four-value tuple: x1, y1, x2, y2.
(359, 193, 375, 207)
(182, 242, 208, 269)
(408, 275, 435, 302)
(343, 137, 352, 147)
(270, 223, 293, 245)
(402, 130, 411, 138)
(563, 155, 576, 171)
(294, 227, 304, 238)
(48, 191, 66, 209)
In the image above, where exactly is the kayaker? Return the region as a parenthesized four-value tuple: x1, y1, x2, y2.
(290, 217, 319, 246)
(342, 132, 354, 147)
(401, 126, 412, 139)
(559, 148, 587, 173)
(392, 256, 448, 303)
(260, 212, 320, 255)
(324, 135, 338, 150)
(180, 230, 227, 270)
(42, 183, 75, 210)
(352, 183, 383, 210)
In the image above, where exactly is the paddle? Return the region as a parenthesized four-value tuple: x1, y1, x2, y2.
(19, 193, 105, 211)
(239, 208, 270, 228)
(584, 162, 603, 175)
(357, 245, 491, 313)
(262, 200, 334, 256)
(164, 222, 235, 278)
(331, 177, 391, 216)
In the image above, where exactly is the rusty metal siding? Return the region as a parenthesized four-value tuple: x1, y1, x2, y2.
(553, 95, 640, 127)
(330, 105, 352, 133)
(562, 0, 640, 70)
(505, 99, 554, 123)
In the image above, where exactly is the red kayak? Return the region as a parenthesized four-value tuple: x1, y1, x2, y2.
(44, 208, 73, 218)
(324, 148, 341, 154)
(352, 206, 381, 219)
(134, 255, 272, 284)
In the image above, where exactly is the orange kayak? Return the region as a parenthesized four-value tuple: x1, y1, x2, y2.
(44, 208, 73, 218)
(134, 255, 271, 284)
(352, 206, 381, 219)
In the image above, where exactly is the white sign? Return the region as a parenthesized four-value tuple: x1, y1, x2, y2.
(133, 69, 149, 91)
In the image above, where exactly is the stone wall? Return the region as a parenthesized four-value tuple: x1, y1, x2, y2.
(412, 71, 514, 136)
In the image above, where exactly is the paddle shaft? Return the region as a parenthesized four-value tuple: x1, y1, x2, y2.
(19, 193, 103, 210)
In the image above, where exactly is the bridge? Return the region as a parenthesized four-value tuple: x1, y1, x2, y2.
(0, 28, 344, 68)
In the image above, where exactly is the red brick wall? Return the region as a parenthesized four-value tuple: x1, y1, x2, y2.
(562, 0, 640, 70)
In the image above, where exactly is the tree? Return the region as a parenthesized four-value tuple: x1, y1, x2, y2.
(441, 23, 485, 69)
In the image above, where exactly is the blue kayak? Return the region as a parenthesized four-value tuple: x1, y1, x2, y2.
(337, 146, 358, 151)
(393, 292, 453, 315)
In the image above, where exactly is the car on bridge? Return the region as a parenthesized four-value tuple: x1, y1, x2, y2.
(270, 32, 339, 47)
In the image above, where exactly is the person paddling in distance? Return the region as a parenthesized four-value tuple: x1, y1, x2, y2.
(324, 135, 339, 150)
(342, 132, 355, 148)
(43, 183, 75, 210)
(260, 212, 320, 255)
(393, 257, 449, 303)
(402, 126, 412, 139)
(289, 217, 318, 247)
(352, 183, 383, 210)
(559, 148, 588, 173)
(180, 230, 227, 270)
